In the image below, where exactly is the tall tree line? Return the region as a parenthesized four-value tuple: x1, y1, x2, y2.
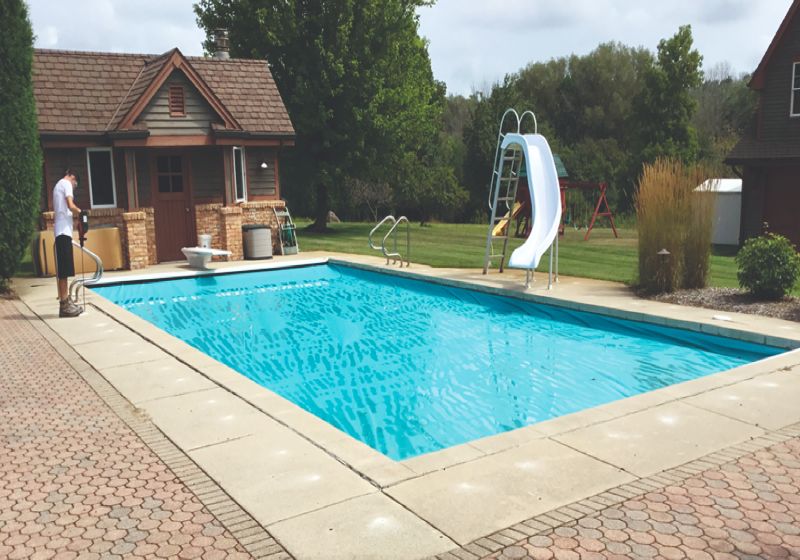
(194, 4, 755, 224)
(453, 26, 755, 221)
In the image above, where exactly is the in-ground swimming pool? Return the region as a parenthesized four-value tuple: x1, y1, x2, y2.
(93, 263, 782, 460)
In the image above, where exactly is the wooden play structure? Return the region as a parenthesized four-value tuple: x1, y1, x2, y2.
(492, 157, 618, 242)
(558, 180, 618, 241)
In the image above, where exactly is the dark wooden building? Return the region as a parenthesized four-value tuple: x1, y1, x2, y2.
(727, 0, 800, 246)
(33, 41, 295, 269)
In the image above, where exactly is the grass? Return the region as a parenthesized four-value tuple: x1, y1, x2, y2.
(11, 220, 742, 290)
(295, 219, 741, 288)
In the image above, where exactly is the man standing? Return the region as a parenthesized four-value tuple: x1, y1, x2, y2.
(53, 168, 82, 317)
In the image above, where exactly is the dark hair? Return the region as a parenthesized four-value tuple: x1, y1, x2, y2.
(64, 168, 79, 181)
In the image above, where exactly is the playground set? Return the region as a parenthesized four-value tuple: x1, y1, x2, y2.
(483, 109, 618, 288)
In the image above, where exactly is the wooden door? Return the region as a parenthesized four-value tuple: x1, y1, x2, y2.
(152, 154, 194, 262)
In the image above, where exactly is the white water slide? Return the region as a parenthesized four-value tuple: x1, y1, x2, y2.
(503, 133, 562, 272)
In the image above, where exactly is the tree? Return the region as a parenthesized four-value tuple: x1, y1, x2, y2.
(0, 0, 42, 290)
(635, 25, 703, 164)
(346, 177, 393, 222)
(195, 0, 450, 230)
(693, 63, 756, 169)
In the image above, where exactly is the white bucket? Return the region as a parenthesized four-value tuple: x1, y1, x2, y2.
(198, 234, 212, 248)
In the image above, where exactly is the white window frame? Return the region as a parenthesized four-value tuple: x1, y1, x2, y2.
(85, 147, 117, 209)
(232, 146, 247, 202)
(792, 62, 800, 117)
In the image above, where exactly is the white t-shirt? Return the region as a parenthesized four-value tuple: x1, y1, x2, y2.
(53, 178, 74, 237)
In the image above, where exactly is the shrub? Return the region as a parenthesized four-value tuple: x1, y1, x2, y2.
(635, 158, 715, 293)
(736, 234, 800, 300)
(0, 0, 42, 291)
(684, 182, 715, 289)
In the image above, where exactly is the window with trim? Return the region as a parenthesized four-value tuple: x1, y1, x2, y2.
(168, 85, 185, 117)
(233, 146, 247, 201)
(156, 156, 184, 193)
(86, 148, 117, 208)
(793, 63, 800, 117)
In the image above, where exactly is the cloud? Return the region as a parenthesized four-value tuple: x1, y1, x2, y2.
(419, 0, 790, 95)
(27, 0, 791, 96)
(28, 0, 205, 55)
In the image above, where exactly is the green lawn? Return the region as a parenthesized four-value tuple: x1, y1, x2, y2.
(295, 220, 741, 288)
(13, 220, 741, 290)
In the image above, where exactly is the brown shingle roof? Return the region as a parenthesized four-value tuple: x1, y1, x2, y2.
(33, 48, 294, 137)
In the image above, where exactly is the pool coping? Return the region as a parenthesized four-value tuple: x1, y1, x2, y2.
(14, 253, 800, 552)
(84, 256, 800, 483)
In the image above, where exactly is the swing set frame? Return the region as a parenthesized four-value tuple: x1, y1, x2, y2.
(558, 180, 618, 241)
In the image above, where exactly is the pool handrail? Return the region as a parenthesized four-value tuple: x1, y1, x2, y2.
(382, 216, 409, 268)
(369, 215, 410, 267)
(369, 215, 396, 252)
(69, 241, 104, 301)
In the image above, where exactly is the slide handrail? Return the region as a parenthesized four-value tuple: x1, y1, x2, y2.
(69, 241, 104, 301)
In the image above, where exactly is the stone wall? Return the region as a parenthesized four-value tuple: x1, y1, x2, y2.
(240, 200, 286, 255)
(219, 207, 243, 261)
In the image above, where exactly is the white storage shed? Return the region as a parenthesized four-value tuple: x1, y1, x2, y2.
(694, 178, 742, 246)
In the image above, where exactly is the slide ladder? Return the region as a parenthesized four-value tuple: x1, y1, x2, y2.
(483, 109, 562, 289)
(483, 109, 537, 274)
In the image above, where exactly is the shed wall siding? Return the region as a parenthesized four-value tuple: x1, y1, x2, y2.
(740, 166, 765, 243)
(137, 71, 222, 136)
(760, 11, 800, 148)
(245, 148, 277, 198)
(191, 148, 225, 201)
(135, 149, 151, 207)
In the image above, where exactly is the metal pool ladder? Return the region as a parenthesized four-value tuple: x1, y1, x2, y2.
(369, 215, 410, 267)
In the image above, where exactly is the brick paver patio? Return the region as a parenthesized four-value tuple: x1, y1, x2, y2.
(4, 294, 800, 560)
(0, 298, 258, 560)
(480, 439, 800, 560)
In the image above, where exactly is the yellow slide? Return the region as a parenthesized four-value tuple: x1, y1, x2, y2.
(492, 201, 522, 237)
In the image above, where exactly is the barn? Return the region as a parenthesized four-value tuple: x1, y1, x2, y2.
(726, 0, 800, 247)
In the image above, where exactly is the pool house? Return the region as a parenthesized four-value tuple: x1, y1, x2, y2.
(32, 35, 295, 270)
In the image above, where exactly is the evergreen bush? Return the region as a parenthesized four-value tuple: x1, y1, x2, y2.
(0, 0, 42, 291)
(736, 234, 800, 300)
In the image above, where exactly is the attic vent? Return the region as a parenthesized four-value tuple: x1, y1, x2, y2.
(168, 85, 185, 117)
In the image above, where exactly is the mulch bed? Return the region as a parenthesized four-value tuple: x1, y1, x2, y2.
(647, 287, 800, 322)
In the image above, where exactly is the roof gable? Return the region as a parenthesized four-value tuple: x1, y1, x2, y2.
(751, 0, 800, 89)
(115, 49, 239, 131)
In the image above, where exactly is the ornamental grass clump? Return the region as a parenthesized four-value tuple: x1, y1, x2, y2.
(736, 233, 800, 300)
(635, 158, 715, 293)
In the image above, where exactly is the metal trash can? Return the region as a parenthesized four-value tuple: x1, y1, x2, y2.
(242, 224, 273, 259)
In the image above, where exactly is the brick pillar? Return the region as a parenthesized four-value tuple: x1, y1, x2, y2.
(122, 211, 149, 270)
(143, 208, 157, 265)
(219, 206, 243, 261)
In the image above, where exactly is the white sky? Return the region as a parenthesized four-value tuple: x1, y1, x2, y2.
(29, 0, 791, 96)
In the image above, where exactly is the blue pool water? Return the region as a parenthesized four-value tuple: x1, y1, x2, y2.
(93, 264, 781, 460)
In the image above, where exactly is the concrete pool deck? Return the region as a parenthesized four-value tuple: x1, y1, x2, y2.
(10, 252, 800, 559)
